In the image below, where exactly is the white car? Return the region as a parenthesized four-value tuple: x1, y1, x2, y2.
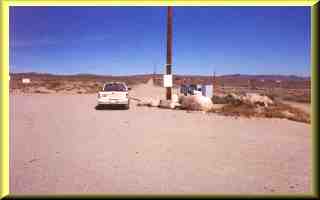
(97, 82, 130, 109)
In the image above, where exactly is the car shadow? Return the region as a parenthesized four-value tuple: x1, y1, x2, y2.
(95, 105, 129, 110)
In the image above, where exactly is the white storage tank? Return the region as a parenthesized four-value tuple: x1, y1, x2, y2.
(201, 85, 213, 97)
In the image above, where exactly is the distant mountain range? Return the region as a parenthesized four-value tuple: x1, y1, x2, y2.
(9, 72, 310, 90)
(218, 74, 310, 81)
(9, 72, 310, 81)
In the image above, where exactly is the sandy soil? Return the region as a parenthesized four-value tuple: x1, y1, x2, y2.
(9, 83, 312, 195)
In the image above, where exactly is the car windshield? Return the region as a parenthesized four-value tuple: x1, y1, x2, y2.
(104, 83, 127, 92)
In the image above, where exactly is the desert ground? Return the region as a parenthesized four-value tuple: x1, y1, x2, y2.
(9, 80, 312, 195)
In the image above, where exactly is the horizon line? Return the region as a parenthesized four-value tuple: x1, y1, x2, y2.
(9, 71, 311, 78)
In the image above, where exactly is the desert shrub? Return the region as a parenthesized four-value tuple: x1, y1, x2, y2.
(275, 103, 310, 123)
(211, 94, 242, 105)
(46, 81, 62, 90)
(97, 86, 103, 91)
(219, 103, 256, 117)
(34, 90, 49, 94)
(93, 83, 100, 89)
(214, 100, 310, 123)
(226, 94, 242, 105)
(259, 106, 285, 119)
(211, 95, 228, 104)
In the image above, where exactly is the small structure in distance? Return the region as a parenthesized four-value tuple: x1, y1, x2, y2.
(22, 78, 31, 84)
(180, 84, 213, 98)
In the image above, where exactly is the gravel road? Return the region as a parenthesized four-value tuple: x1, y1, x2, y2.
(10, 93, 312, 194)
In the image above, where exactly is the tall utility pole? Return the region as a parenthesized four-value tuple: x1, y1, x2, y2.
(153, 63, 157, 83)
(166, 6, 173, 100)
(213, 67, 216, 95)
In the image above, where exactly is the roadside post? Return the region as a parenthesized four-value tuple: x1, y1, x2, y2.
(165, 6, 173, 100)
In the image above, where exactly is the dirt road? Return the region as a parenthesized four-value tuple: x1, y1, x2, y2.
(10, 93, 312, 194)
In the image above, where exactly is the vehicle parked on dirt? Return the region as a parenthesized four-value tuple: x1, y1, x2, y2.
(97, 82, 130, 109)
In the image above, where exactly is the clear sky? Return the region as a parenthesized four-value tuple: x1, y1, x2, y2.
(10, 6, 310, 76)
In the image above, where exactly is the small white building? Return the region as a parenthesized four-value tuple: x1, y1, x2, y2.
(201, 85, 213, 97)
(22, 78, 31, 84)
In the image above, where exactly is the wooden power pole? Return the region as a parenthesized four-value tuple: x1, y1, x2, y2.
(166, 6, 173, 100)
(153, 63, 156, 83)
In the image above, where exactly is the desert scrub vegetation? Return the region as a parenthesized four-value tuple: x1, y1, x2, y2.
(212, 101, 310, 123)
(34, 90, 50, 94)
(210, 94, 310, 123)
(211, 94, 242, 105)
(264, 89, 310, 103)
(260, 102, 310, 123)
(45, 81, 62, 90)
(215, 103, 256, 117)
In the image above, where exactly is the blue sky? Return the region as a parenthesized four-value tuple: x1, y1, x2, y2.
(10, 6, 310, 76)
